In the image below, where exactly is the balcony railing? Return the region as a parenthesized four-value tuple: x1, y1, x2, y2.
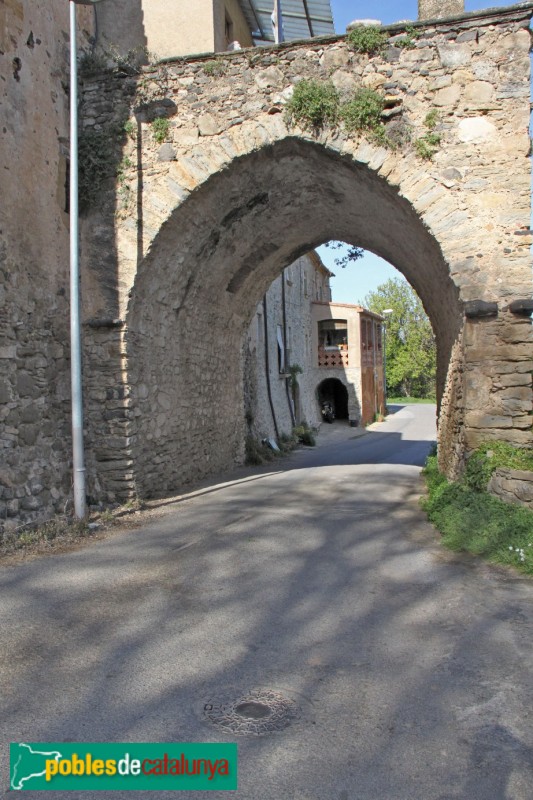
(318, 345, 349, 368)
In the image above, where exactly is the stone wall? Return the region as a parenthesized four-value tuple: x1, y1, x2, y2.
(0, 1, 94, 534)
(419, 1, 464, 21)
(245, 254, 329, 440)
(75, 3, 532, 503)
(489, 468, 533, 510)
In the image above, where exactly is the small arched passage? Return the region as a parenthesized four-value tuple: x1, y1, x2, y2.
(126, 137, 462, 498)
(317, 378, 349, 421)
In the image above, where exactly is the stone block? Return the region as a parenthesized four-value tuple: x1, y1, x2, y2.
(433, 84, 461, 106)
(438, 43, 471, 68)
(456, 117, 496, 143)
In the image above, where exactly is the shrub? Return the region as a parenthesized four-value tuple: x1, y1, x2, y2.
(285, 79, 339, 130)
(293, 423, 316, 446)
(151, 116, 170, 143)
(346, 25, 387, 55)
(340, 88, 385, 133)
(203, 60, 226, 77)
(394, 25, 419, 50)
(415, 132, 441, 160)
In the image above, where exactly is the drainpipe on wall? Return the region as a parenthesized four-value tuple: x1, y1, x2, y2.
(281, 270, 296, 427)
(263, 295, 280, 440)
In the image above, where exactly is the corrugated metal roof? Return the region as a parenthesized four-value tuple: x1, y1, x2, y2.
(238, 0, 335, 43)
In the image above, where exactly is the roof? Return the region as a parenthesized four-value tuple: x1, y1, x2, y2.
(237, 0, 335, 43)
(308, 250, 335, 278)
(312, 301, 385, 320)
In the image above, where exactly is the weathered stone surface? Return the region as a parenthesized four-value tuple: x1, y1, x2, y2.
(198, 113, 222, 136)
(463, 80, 494, 108)
(157, 143, 176, 161)
(254, 66, 285, 90)
(456, 116, 496, 142)
(438, 43, 471, 67)
(489, 468, 533, 509)
(434, 84, 461, 106)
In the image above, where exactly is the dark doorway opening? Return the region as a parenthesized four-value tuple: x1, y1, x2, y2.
(317, 378, 349, 420)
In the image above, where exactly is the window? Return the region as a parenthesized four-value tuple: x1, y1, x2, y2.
(276, 325, 285, 373)
(318, 319, 348, 349)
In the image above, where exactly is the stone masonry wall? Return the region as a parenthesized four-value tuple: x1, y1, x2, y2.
(0, 1, 94, 534)
(245, 253, 335, 441)
(419, 1, 465, 21)
(489, 468, 533, 510)
(76, 4, 532, 502)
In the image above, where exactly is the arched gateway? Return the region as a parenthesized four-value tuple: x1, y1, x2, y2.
(81, 6, 533, 503)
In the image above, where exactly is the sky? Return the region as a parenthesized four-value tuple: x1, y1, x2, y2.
(318, 0, 522, 304)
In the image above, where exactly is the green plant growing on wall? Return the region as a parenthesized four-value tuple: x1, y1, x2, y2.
(203, 59, 226, 77)
(424, 108, 439, 130)
(414, 109, 441, 160)
(346, 24, 387, 55)
(414, 131, 441, 159)
(394, 25, 419, 50)
(340, 88, 385, 134)
(285, 79, 340, 130)
(124, 119, 137, 139)
(151, 116, 170, 143)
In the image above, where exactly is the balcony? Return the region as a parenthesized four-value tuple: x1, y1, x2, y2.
(318, 345, 349, 368)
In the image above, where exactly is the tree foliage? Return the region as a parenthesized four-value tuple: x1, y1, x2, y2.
(324, 241, 364, 268)
(363, 278, 436, 398)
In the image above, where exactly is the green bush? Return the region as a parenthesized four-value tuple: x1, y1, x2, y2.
(415, 133, 441, 160)
(293, 423, 316, 446)
(285, 79, 339, 130)
(340, 88, 385, 133)
(346, 25, 387, 55)
(203, 60, 226, 77)
(394, 25, 419, 50)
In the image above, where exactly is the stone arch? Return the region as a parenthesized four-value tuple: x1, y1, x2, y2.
(125, 136, 463, 498)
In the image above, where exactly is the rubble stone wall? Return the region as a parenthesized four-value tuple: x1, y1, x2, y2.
(419, 1, 465, 22)
(77, 4, 532, 501)
(0, 1, 94, 533)
(489, 468, 533, 510)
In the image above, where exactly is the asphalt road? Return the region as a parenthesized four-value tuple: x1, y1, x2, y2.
(1, 405, 532, 799)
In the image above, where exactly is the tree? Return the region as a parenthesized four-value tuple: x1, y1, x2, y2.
(363, 278, 436, 399)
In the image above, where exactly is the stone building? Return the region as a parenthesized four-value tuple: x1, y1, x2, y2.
(96, 0, 253, 61)
(246, 252, 385, 439)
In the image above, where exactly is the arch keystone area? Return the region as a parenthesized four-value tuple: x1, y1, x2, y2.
(80, 5, 533, 501)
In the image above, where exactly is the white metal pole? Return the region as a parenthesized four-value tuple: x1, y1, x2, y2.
(273, 0, 284, 43)
(69, 0, 86, 519)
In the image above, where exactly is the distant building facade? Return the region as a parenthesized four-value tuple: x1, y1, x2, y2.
(245, 252, 385, 440)
(96, 0, 254, 60)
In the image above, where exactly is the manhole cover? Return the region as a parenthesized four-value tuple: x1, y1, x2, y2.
(202, 689, 300, 736)
(234, 701, 271, 720)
